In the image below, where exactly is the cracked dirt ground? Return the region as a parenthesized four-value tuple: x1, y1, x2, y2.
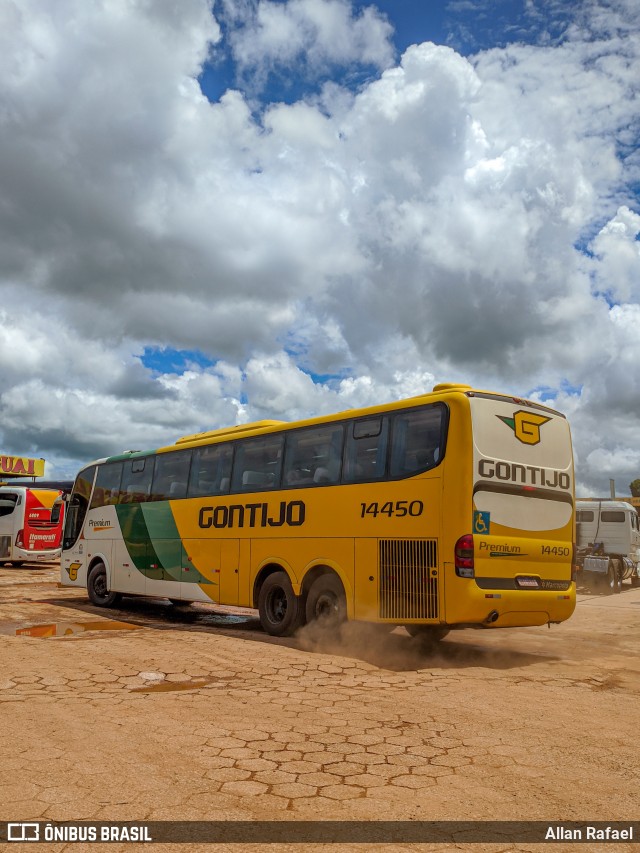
(1, 564, 639, 852)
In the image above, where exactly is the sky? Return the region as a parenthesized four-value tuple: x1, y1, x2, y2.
(1, 0, 639, 497)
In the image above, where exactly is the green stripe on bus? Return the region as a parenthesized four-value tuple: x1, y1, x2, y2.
(115, 502, 209, 584)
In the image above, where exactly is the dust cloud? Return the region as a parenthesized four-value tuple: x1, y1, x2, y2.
(294, 619, 554, 673)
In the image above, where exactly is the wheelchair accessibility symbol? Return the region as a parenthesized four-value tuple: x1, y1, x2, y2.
(473, 511, 490, 534)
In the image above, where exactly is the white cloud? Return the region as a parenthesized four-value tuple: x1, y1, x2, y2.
(1, 0, 640, 496)
(221, 0, 394, 86)
(589, 206, 640, 303)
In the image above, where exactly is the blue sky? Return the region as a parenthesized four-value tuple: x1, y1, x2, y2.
(197, 0, 573, 106)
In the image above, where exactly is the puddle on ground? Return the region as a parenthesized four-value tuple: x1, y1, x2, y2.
(196, 613, 253, 626)
(130, 677, 227, 693)
(15, 620, 140, 638)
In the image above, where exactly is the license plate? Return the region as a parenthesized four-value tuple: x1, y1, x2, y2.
(516, 576, 540, 588)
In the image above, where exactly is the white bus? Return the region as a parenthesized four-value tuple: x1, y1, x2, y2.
(0, 486, 65, 565)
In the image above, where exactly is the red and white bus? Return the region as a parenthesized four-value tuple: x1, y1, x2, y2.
(0, 486, 65, 565)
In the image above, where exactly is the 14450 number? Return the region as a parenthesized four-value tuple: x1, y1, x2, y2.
(360, 500, 424, 518)
(541, 545, 570, 556)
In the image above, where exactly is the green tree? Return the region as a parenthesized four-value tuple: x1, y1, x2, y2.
(629, 479, 640, 497)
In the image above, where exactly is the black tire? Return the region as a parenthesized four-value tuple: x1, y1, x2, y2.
(10, 561, 24, 567)
(405, 625, 450, 643)
(305, 573, 347, 629)
(87, 562, 121, 608)
(605, 562, 617, 595)
(258, 571, 304, 637)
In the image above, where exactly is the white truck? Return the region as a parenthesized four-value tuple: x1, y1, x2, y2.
(575, 500, 640, 593)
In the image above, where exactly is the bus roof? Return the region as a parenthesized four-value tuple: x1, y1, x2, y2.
(165, 384, 564, 452)
(0, 485, 63, 495)
(175, 420, 286, 445)
(85, 383, 565, 465)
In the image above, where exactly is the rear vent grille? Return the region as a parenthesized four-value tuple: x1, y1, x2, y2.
(379, 539, 439, 620)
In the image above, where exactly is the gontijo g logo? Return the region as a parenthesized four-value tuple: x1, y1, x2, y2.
(497, 410, 551, 446)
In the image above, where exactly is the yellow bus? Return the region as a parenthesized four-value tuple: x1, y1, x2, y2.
(59, 383, 576, 639)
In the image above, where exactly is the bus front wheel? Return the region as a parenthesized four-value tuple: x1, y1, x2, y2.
(258, 571, 304, 637)
(305, 574, 347, 629)
(87, 562, 121, 608)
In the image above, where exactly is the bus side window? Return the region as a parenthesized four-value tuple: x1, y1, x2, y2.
(150, 450, 191, 501)
(187, 444, 233, 497)
(283, 425, 344, 486)
(0, 495, 18, 517)
(390, 405, 445, 478)
(231, 436, 283, 492)
(90, 462, 123, 510)
(343, 417, 389, 483)
(118, 457, 154, 504)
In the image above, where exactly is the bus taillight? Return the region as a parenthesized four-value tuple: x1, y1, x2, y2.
(15, 529, 24, 548)
(455, 534, 475, 578)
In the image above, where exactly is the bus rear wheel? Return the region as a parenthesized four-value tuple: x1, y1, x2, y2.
(87, 562, 121, 608)
(305, 574, 346, 629)
(258, 571, 304, 637)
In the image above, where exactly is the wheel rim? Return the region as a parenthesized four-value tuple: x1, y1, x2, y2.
(94, 571, 107, 600)
(314, 591, 338, 620)
(266, 586, 288, 624)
